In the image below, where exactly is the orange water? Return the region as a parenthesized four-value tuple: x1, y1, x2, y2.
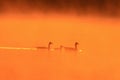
(0, 13, 120, 80)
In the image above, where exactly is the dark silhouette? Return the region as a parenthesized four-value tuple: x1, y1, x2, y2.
(36, 42, 82, 52)
(36, 42, 54, 51)
(60, 42, 80, 52)
(75, 42, 79, 51)
(48, 42, 54, 51)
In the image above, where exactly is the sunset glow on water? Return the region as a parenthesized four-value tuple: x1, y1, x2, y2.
(0, 13, 120, 80)
(0, 1, 120, 79)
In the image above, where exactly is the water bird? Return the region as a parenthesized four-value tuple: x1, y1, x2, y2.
(36, 42, 54, 51)
(60, 42, 82, 52)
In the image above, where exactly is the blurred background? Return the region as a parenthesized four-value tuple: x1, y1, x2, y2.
(0, 0, 120, 80)
(0, 0, 120, 17)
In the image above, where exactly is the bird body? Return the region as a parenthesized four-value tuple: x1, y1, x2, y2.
(36, 42, 82, 52)
(36, 42, 54, 51)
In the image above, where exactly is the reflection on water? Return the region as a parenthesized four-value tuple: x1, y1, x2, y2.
(0, 49, 120, 80)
